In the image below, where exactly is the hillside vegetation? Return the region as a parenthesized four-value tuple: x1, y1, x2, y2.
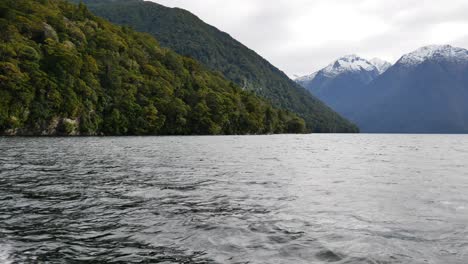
(75, 0, 359, 133)
(0, 0, 308, 135)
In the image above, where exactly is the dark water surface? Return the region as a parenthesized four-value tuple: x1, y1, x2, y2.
(1, 135, 468, 263)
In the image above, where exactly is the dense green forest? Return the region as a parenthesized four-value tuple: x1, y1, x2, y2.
(73, 0, 359, 133)
(0, 0, 310, 136)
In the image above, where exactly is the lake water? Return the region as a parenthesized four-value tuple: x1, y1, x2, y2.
(0, 135, 468, 263)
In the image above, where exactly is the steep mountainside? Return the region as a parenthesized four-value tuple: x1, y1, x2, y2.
(0, 0, 308, 136)
(73, 0, 358, 133)
(296, 55, 391, 118)
(352, 45, 468, 133)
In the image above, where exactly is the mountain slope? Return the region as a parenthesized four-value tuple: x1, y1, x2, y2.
(352, 45, 468, 133)
(0, 0, 308, 136)
(296, 55, 390, 118)
(73, 0, 358, 133)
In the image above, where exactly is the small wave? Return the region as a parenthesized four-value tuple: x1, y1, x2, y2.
(315, 249, 343, 262)
(0, 243, 13, 264)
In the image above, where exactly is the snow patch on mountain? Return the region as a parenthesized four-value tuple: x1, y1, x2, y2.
(370, 58, 391, 74)
(320, 55, 375, 78)
(397, 45, 468, 66)
(296, 55, 390, 83)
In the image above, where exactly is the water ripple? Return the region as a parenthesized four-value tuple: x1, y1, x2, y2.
(1, 135, 468, 263)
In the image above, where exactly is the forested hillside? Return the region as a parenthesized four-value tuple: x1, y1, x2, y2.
(75, 0, 359, 133)
(0, 0, 309, 136)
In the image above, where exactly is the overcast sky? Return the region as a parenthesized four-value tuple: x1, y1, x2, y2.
(151, 0, 468, 77)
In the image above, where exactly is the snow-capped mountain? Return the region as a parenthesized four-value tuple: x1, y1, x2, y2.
(317, 54, 379, 77)
(347, 45, 468, 133)
(296, 45, 468, 133)
(370, 58, 392, 74)
(396, 45, 468, 67)
(296, 55, 387, 84)
(295, 55, 391, 119)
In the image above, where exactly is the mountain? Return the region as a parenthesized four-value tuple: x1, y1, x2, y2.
(296, 55, 391, 118)
(352, 45, 468, 133)
(370, 58, 392, 74)
(71, 0, 359, 133)
(0, 0, 309, 136)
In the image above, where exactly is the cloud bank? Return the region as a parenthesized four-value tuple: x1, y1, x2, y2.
(152, 0, 468, 76)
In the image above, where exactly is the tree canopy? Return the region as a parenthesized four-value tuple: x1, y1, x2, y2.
(73, 0, 359, 133)
(0, 0, 307, 135)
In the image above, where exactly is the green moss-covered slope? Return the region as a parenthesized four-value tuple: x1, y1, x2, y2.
(0, 0, 308, 136)
(73, 0, 359, 133)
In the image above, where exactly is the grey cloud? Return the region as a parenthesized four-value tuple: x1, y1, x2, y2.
(152, 0, 468, 76)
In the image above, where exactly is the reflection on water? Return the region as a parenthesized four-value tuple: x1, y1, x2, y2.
(1, 135, 468, 263)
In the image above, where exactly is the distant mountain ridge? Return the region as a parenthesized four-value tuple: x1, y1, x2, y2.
(296, 55, 390, 85)
(297, 45, 468, 133)
(397, 45, 468, 67)
(73, 0, 359, 133)
(354, 45, 468, 133)
(296, 55, 391, 118)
